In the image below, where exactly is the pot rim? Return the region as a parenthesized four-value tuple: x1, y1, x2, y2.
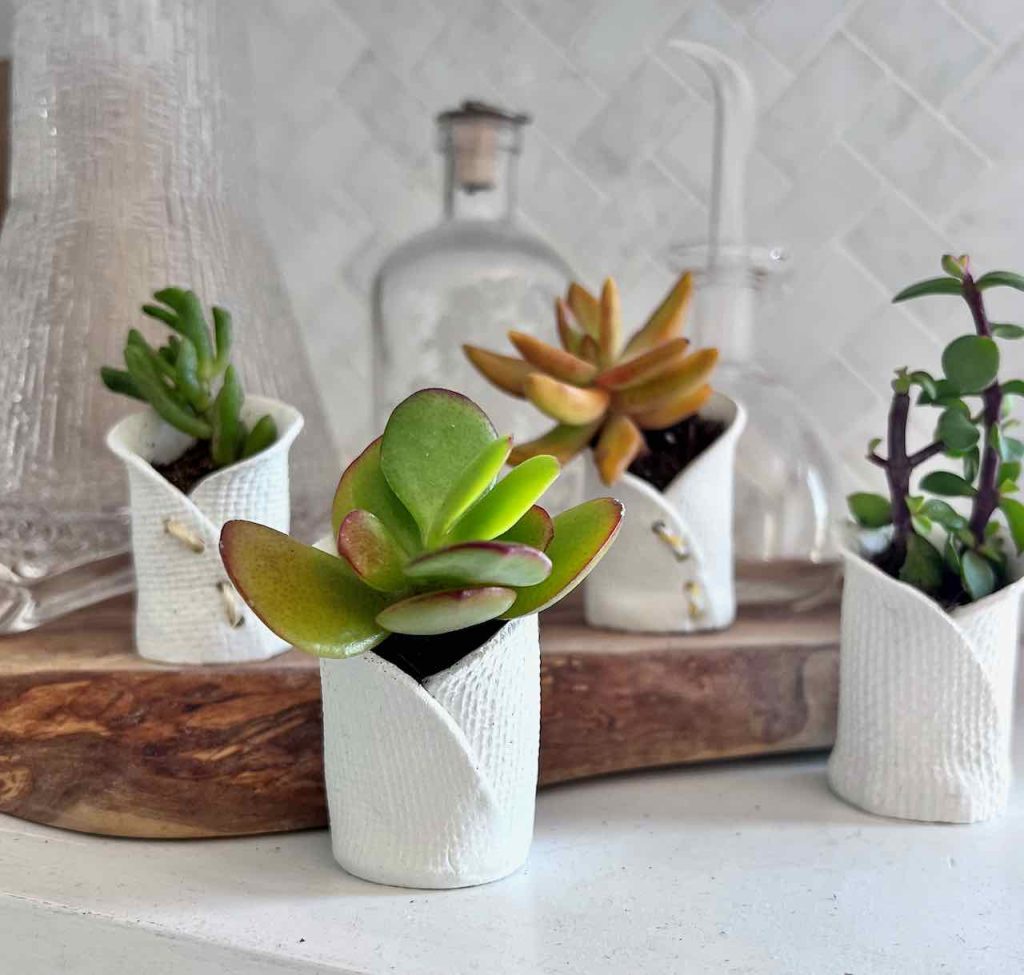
(842, 543, 1024, 621)
(105, 394, 304, 498)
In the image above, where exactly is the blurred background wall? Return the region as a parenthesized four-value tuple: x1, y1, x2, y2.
(4, 0, 1024, 488)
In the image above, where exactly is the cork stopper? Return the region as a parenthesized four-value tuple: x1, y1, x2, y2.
(437, 100, 529, 193)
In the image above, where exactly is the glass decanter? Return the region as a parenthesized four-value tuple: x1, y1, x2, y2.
(372, 101, 573, 442)
(0, 0, 336, 632)
(680, 246, 841, 609)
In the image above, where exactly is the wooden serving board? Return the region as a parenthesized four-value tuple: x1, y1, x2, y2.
(0, 595, 839, 838)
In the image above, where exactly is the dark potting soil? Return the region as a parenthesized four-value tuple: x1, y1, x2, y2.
(374, 618, 506, 683)
(152, 441, 217, 495)
(628, 414, 726, 491)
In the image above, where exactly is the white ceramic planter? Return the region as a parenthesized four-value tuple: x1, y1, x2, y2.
(828, 549, 1023, 823)
(106, 396, 303, 665)
(583, 392, 746, 633)
(321, 613, 540, 889)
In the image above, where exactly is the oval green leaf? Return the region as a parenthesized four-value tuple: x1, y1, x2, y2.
(381, 389, 497, 537)
(999, 497, 1024, 554)
(961, 549, 996, 601)
(498, 504, 554, 552)
(975, 270, 1024, 293)
(404, 541, 551, 587)
(337, 510, 408, 592)
(332, 438, 420, 554)
(376, 587, 515, 635)
(898, 533, 944, 596)
(992, 323, 1024, 339)
(920, 470, 976, 497)
(448, 455, 561, 543)
(847, 492, 892, 529)
(220, 521, 387, 658)
(920, 498, 967, 531)
(892, 277, 963, 303)
(504, 497, 624, 618)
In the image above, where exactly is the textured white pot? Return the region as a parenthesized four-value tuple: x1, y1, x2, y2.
(321, 613, 540, 889)
(106, 396, 303, 665)
(829, 549, 1023, 823)
(583, 392, 746, 633)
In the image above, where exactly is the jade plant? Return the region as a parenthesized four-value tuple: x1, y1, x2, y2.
(100, 287, 277, 467)
(849, 255, 1024, 604)
(220, 388, 623, 656)
(464, 270, 718, 485)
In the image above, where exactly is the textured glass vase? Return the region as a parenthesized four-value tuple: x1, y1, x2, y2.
(0, 0, 336, 632)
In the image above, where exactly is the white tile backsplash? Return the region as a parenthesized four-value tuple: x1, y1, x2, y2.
(239, 0, 1024, 483)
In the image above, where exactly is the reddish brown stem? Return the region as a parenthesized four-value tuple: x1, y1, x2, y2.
(962, 272, 1003, 545)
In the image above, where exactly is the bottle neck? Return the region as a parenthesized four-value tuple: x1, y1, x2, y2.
(690, 269, 756, 365)
(443, 147, 517, 222)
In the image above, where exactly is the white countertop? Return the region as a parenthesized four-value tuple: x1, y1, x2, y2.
(4, 715, 1024, 974)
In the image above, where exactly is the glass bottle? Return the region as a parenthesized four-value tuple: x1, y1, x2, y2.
(0, 0, 336, 632)
(678, 245, 842, 609)
(372, 101, 573, 442)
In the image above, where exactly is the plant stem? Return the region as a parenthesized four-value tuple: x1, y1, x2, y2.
(884, 390, 913, 564)
(962, 272, 1003, 544)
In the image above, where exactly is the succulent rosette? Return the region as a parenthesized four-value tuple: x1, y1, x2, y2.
(221, 388, 623, 656)
(464, 270, 718, 485)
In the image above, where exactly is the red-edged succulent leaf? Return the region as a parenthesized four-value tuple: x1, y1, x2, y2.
(623, 271, 693, 358)
(613, 348, 718, 414)
(524, 373, 610, 424)
(447, 455, 561, 543)
(404, 541, 552, 587)
(567, 282, 601, 339)
(503, 498, 624, 618)
(556, 297, 584, 355)
(498, 504, 554, 551)
(594, 414, 645, 485)
(430, 436, 511, 544)
(376, 587, 516, 635)
(509, 421, 601, 466)
(220, 521, 387, 658)
(595, 337, 691, 390)
(463, 345, 532, 398)
(599, 277, 622, 365)
(631, 383, 713, 430)
(381, 388, 497, 538)
(332, 437, 420, 554)
(508, 330, 598, 385)
(337, 510, 408, 592)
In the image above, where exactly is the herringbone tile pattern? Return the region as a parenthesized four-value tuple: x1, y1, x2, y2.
(247, 0, 1024, 487)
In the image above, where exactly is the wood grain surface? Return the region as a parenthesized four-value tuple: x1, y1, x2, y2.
(0, 595, 839, 838)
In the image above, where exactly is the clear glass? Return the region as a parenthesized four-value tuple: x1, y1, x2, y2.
(372, 110, 573, 449)
(0, 0, 336, 632)
(676, 246, 841, 609)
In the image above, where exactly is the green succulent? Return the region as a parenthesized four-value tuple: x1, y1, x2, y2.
(220, 388, 624, 657)
(100, 287, 277, 467)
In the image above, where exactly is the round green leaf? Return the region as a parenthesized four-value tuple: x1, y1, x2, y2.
(376, 587, 515, 635)
(381, 389, 497, 537)
(847, 492, 892, 529)
(941, 335, 999, 393)
(936, 407, 979, 452)
(898, 533, 944, 596)
(337, 510, 408, 592)
(404, 541, 551, 587)
(919, 470, 976, 497)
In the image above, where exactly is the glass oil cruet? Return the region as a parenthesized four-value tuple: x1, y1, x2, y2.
(668, 41, 841, 609)
(0, 0, 337, 632)
(371, 101, 573, 441)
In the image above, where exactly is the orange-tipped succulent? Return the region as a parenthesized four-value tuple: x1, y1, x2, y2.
(464, 271, 718, 485)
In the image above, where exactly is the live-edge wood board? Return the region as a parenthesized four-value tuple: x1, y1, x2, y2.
(0, 594, 839, 838)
